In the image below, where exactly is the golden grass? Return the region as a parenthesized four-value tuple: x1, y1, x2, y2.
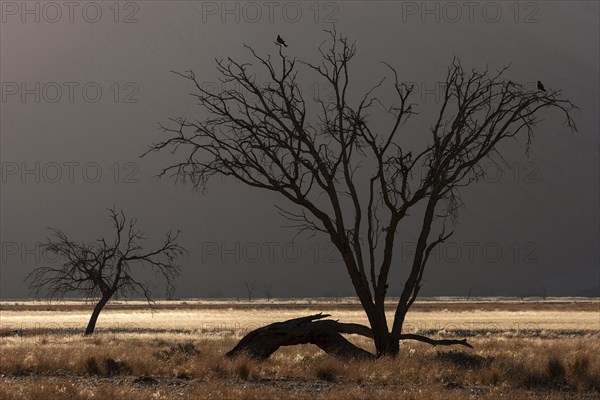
(2, 297, 598, 312)
(1, 300, 599, 399)
(1, 335, 599, 399)
(2, 300, 598, 336)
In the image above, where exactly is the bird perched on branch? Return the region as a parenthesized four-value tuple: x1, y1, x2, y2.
(537, 80, 546, 92)
(276, 35, 288, 47)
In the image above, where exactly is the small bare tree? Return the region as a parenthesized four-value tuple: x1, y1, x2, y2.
(26, 208, 185, 335)
(261, 283, 274, 301)
(244, 280, 257, 302)
(145, 30, 576, 358)
(542, 285, 547, 301)
(467, 286, 476, 301)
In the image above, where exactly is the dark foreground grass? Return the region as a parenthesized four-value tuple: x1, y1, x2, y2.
(1, 332, 599, 399)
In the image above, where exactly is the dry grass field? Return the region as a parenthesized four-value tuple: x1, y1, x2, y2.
(1, 298, 599, 399)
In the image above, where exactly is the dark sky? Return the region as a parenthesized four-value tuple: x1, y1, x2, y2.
(1, 1, 598, 299)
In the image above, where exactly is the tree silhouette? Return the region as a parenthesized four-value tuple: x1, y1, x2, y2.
(244, 280, 257, 302)
(26, 208, 185, 335)
(145, 30, 576, 358)
(260, 283, 274, 301)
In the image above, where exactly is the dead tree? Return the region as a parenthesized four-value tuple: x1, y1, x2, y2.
(542, 285, 547, 301)
(260, 283, 274, 301)
(244, 280, 257, 302)
(145, 29, 576, 358)
(467, 286, 476, 301)
(26, 208, 185, 335)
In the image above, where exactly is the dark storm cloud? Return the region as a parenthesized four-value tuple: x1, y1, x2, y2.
(1, 1, 598, 298)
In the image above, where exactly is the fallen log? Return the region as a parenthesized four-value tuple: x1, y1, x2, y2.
(225, 313, 473, 360)
(225, 313, 375, 360)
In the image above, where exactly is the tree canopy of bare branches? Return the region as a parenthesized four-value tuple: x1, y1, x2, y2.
(144, 29, 576, 357)
(261, 283, 274, 301)
(26, 208, 185, 335)
(244, 280, 257, 302)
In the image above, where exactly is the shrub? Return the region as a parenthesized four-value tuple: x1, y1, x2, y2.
(546, 355, 566, 382)
(85, 356, 101, 375)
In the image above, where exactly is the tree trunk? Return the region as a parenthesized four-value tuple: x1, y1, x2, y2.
(378, 335, 400, 358)
(368, 302, 399, 358)
(84, 295, 111, 335)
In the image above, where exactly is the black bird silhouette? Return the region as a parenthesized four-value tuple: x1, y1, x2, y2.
(537, 80, 546, 92)
(276, 35, 288, 47)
